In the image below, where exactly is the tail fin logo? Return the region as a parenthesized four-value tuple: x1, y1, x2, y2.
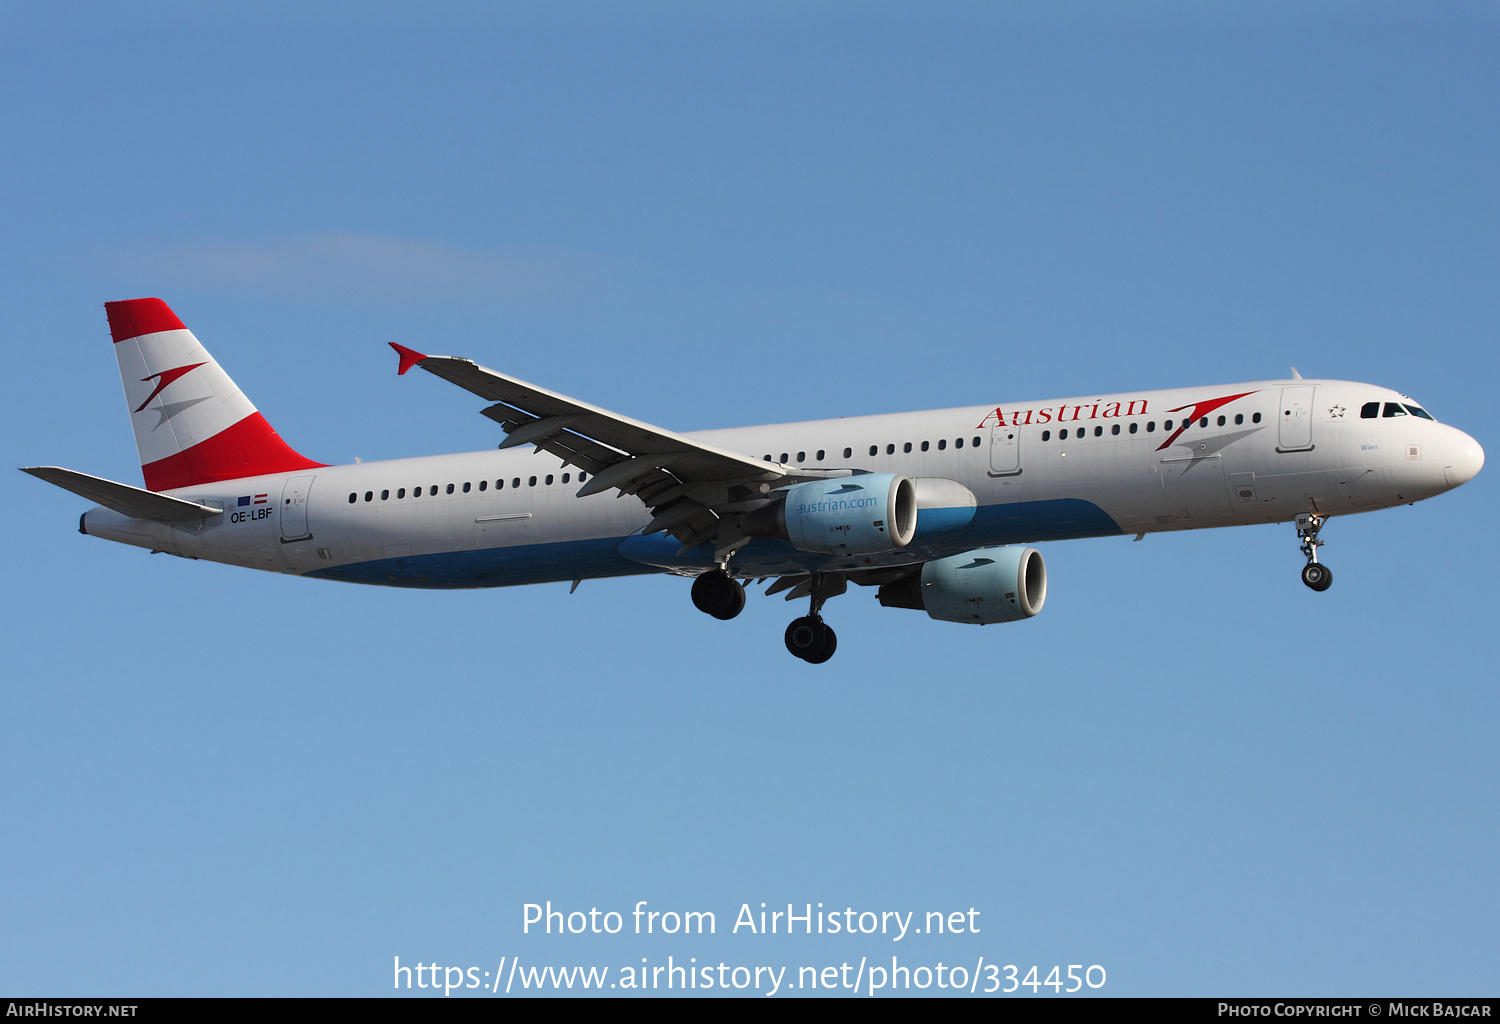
(134, 362, 206, 413)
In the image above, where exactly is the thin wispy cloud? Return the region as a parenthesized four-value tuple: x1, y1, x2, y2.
(96, 231, 606, 303)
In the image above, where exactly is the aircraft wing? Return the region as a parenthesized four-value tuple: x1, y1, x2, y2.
(391, 344, 829, 556)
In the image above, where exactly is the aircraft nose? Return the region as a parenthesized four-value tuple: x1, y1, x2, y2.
(1444, 428, 1484, 489)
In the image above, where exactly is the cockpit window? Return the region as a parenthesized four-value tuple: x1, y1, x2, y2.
(1360, 402, 1380, 419)
(1404, 404, 1434, 421)
(1383, 402, 1407, 418)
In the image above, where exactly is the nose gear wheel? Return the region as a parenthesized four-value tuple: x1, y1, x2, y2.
(1295, 513, 1332, 592)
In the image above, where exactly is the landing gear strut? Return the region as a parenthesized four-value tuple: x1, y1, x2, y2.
(691, 569, 745, 620)
(784, 574, 838, 663)
(1296, 513, 1333, 592)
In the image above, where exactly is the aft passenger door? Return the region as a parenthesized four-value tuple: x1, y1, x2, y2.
(280, 475, 315, 542)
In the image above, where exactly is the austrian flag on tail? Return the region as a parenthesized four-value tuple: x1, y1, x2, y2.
(105, 298, 323, 491)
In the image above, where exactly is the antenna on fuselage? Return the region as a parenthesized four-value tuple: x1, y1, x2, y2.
(1290, 367, 1303, 379)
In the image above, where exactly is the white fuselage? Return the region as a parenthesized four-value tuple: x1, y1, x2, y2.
(81, 379, 1482, 588)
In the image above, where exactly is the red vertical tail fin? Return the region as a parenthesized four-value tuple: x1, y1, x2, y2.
(107, 298, 324, 491)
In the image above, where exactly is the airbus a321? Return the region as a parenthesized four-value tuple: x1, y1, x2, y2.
(24, 298, 1485, 663)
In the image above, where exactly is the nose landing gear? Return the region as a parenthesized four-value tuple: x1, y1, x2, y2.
(1296, 513, 1333, 592)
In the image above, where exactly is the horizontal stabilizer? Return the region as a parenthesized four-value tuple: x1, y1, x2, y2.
(21, 466, 224, 522)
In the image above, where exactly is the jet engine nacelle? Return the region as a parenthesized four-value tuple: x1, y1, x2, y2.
(878, 546, 1047, 624)
(741, 473, 917, 555)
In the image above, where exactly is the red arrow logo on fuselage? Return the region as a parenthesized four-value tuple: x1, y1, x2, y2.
(1155, 391, 1259, 451)
(134, 362, 206, 413)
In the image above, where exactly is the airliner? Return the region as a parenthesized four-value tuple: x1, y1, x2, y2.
(24, 298, 1485, 663)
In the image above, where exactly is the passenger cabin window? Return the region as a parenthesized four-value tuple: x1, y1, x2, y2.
(938, 439, 947, 450)
(843, 447, 852, 459)
(886, 444, 895, 455)
(1041, 430, 1051, 441)
(903, 442, 912, 453)
(1235, 414, 1244, 425)
(869, 446, 878, 457)
(921, 441, 929, 451)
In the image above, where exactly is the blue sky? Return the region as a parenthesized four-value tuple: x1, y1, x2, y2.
(2, 1, 1496, 997)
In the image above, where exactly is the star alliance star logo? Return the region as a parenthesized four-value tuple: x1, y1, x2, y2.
(1329, 404, 1346, 418)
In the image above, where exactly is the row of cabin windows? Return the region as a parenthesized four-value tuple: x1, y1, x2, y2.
(1362, 401, 1433, 420)
(348, 471, 589, 504)
(1040, 412, 1262, 442)
(761, 437, 986, 464)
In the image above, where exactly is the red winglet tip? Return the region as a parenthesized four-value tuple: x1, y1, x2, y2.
(104, 298, 187, 344)
(389, 342, 427, 375)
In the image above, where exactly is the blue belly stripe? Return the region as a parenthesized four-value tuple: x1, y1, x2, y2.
(305, 536, 655, 589)
(970, 497, 1123, 542)
(304, 498, 1121, 589)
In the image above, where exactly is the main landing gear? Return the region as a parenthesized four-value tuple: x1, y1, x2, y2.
(690, 568, 840, 663)
(785, 616, 836, 664)
(784, 574, 838, 664)
(691, 569, 745, 620)
(1296, 513, 1333, 592)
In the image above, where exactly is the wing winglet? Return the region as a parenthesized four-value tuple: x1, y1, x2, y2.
(390, 343, 428, 376)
